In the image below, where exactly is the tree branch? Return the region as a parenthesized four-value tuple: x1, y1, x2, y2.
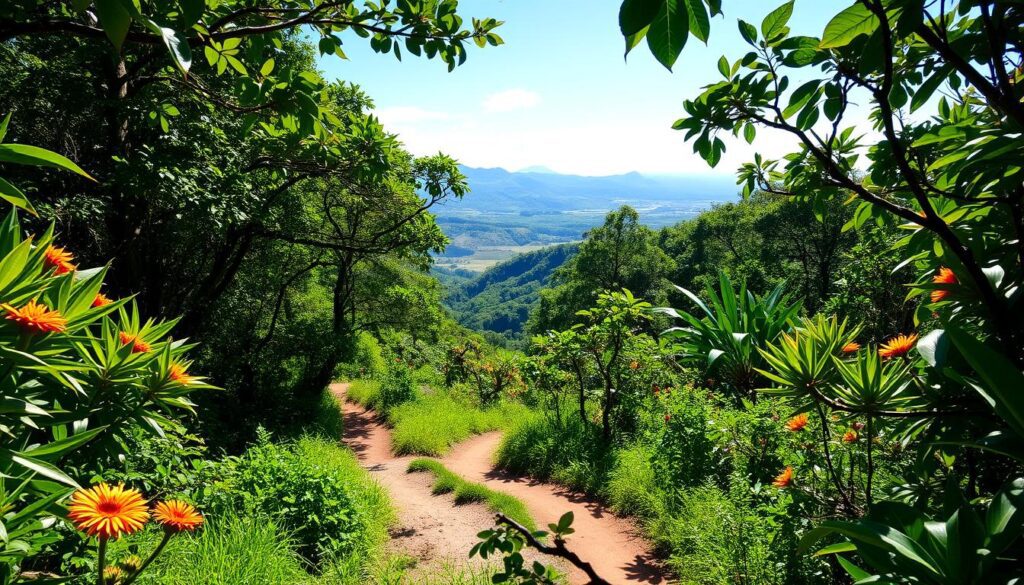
(494, 514, 610, 585)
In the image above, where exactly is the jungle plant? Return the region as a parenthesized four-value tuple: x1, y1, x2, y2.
(657, 273, 801, 404)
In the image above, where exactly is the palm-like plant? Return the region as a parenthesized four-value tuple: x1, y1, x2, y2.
(656, 272, 801, 404)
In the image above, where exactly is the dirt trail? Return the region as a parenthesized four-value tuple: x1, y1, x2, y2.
(332, 382, 666, 584)
(331, 382, 498, 572)
(443, 432, 665, 584)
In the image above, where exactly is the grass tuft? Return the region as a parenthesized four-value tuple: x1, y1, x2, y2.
(390, 394, 531, 456)
(407, 458, 535, 531)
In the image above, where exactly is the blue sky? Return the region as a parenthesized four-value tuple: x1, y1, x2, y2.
(320, 0, 849, 176)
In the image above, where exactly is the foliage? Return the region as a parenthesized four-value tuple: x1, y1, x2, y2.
(657, 273, 800, 403)
(470, 512, 578, 585)
(530, 206, 673, 334)
(120, 517, 311, 585)
(407, 459, 535, 531)
(221, 432, 393, 568)
(389, 392, 530, 457)
(445, 244, 577, 345)
(616, 0, 1024, 576)
(496, 416, 615, 496)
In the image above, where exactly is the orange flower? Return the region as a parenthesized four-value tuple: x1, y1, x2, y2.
(67, 483, 149, 540)
(664, 414, 671, 422)
(629, 360, 639, 370)
(43, 245, 76, 275)
(118, 332, 151, 353)
(3, 300, 66, 334)
(879, 333, 918, 359)
(152, 500, 204, 532)
(169, 363, 196, 385)
(930, 267, 958, 303)
(841, 341, 861, 354)
(772, 466, 794, 488)
(785, 413, 809, 432)
(92, 293, 113, 308)
(843, 430, 859, 443)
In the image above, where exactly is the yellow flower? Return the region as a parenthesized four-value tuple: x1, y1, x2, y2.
(3, 300, 67, 334)
(152, 500, 204, 532)
(67, 483, 149, 540)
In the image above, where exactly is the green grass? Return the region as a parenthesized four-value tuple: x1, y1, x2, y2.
(407, 458, 535, 531)
(346, 379, 382, 407)
(389, 393, 531, 456)
(123, 517, 314, 585)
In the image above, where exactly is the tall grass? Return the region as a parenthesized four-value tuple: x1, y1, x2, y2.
(407, 458, 535, 531)
(390, 394, 532, 456)
(495, 415, 614, 494)
(128, 517, 313, 585)
(346, 379, 382, 408)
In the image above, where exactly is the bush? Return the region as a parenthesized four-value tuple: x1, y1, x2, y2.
(496, 416, 614, 494)
(337, 332, 388, 381)
(222, 433, 393, 569)
(377, 366, 417, 412)
(345, 379, 381, 407)
(605, 443, 664, 519)
(389, 393, 531, 456)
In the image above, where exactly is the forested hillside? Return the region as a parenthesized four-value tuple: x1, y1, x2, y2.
(445, 243, 577, 345)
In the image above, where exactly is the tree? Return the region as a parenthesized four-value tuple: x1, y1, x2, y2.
(529, 206, 674, 333)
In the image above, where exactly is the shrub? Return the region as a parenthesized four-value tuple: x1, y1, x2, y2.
(377, 366, 417, 412)
(223, 432, 393, 568)
(496, 416, 614, 494)
(605, 443, 664, 519)
(345, 379, 381, 407)
(650, 388, 720, 492)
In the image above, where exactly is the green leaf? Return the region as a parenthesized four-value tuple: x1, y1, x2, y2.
(10, 454, 80, 488)
(685, 0, 710, 43)
(260, 58, 276, 77)
(911, 67, 950, 112)
(738, 19, 758, 45)
(619, 0, 663, 37)
(645, 0, 689, 71)
(0, 177, 36, 216)
(836, 555, 871, 580)
(820, 3, 879, 49)
(783, 80, 821, 118)
(717, 56, 730, 78)
(19, 427, 107, 459)
(0, 113, 10, 143)
(916, 329, 947, 368)
(95, 0, 133, 52)
(947, 326, 1024, 437)
(761, 1, 794, 42)
(0, 144, 95, 181)
(159, 26, 193, 74)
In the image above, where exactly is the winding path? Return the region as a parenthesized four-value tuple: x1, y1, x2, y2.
(331, 382, 666, 584)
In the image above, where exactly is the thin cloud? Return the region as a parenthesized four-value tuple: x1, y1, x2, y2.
(373, 106, 451, 125)
(482, 89, 541, 113)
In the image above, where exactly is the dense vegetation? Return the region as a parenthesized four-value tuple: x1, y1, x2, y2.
(1, 0, 1023, 583)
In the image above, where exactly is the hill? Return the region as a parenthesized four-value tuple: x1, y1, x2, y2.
(443, 243, 578, 344)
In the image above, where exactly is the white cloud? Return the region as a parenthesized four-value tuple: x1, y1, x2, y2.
(482, 89, 542, 113)
(372, 106, 450, 125)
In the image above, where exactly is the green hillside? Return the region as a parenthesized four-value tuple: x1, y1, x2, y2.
(445, 243, 577, 344)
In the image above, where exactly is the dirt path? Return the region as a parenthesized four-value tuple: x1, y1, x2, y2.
(443, 432, 665, 584)
(332, 382, 666, 584)
(331, 383, 496, 571)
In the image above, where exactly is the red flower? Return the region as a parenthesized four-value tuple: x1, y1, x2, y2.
(842, 430, 859, 443)
(772, 466, 794, 488)
(785, 413, 809, 432)
(91, 293, 113, 308)
(664, 414, 671, 422)
(119, 332, 151, 354)
(879, 333, 918, 359)
(3, 300, 66, 334)
(43, 245, 76, 275)
(930, 267, 958, 303)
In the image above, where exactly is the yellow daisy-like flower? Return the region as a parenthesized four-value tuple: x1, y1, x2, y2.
(152, 500, 204, 532)
(67, 483, 149, 540)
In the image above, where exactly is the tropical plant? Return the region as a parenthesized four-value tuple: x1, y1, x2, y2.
(657, 273, 801, 404)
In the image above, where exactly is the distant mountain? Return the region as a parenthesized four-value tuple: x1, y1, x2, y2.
(444, 243, 578, 343)
(517, 165, 558, 174)
(432, 166, 738, 273)
(438, 166, 737, 214)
